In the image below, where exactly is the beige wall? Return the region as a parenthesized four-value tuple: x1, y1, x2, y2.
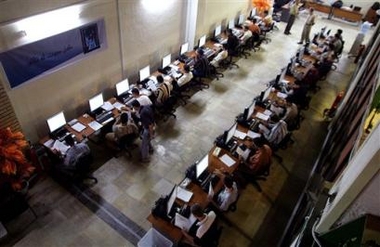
(196, 0, 250, 42)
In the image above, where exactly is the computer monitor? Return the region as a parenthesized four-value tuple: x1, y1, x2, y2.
(116, 78, 130, 96)
(139, 65, 150, 82)
(166, 185, 177, 215)
(214, 25, 222, 37)
(162, 54, 171, 68)
(228, 19, 235, 29)
(262, 86, 272, 102)
(46, 111, 66, 133)
(199, 35, 206, 48)
(291, 57, 296, 71)
(196, 154, 209, 179)
(243, 101, 256, 121)
(279, 67, 287, 83)
(89, 93, 104, 112)
(250, 8, 257, 17)
(238, 14, 245, 25)
(225, 122, 237, 145)
(298, 47, 304, 61)
(180, 42, 189, 55)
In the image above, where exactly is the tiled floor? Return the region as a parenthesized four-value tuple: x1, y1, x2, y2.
(1, 11, 370, 247)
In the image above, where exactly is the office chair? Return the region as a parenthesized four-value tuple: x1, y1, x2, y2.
(239, 37, 253, 58)
(221, 49, 239, 69)
(171, 81, 191, 106)
(260, 22, 275, 43)
(155, 96, 177, 121)
(118, 133, 139, 158)
(209, 64, 224, 80)
(251, 32, 261, 52)
(58, 152, 98, 184)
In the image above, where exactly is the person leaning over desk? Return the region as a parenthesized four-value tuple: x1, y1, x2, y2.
(105, 112, 138, 153)
(207, 170, 238, 212)
(131, 87, 152, 106)
(59, 135, 90, 168)
(192, 48, 210, 78)
(260, 114, 288, 147)
(181, 204, 217, 247)
(238, 137, 272, 176)
(131, 100, 155, 163)
(171, 64, 193, 87)
(210, 44, 228, 68)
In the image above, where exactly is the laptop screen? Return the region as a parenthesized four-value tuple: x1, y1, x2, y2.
(196, 154, 209, 178)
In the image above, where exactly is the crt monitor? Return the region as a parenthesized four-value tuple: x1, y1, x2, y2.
(139, 65, 150, 82)
(228, 19, 235, 29)
(243, 101, 256, 121)
(166, 185, 177, 215)
(47, 111, 66, 133)
(196, 154, 209, 179)
(199, 35, 206, 48)
(89, 93, 104, 112)
(162, 54, 171, 69)
(262, 86, 272, 102)
(116, 78, 130, 96)
(214, 25, 222, 37)
(238, 14, 245, 25)
(225, 122, 237, 145)
(180, 42, 189, 55)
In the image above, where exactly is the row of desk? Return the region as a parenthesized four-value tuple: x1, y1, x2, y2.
(146, 40, 318, 244)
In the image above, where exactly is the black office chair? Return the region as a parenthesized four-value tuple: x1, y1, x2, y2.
(57, 152, 97, 184)
(260, 22, 275, 43)
(221, 48, 240, 69)
(154, 96, 177, 121)
(171, 80, 191, 106)
(227, 193, 240, 212)
(118, 133, 139, 158)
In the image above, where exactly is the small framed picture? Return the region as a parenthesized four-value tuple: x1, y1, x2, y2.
(80, 24, 100, 53)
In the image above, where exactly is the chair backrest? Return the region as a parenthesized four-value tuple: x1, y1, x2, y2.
(118, 133, 138, 148)
(75, 152, 93, 174)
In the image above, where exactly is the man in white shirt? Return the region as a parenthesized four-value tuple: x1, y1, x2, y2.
(172, 64, 193, 87)
(131, 88, 152, 106)
(181, 204, 217, 246)
(240, 25, 252, 44)
(210, 44, 228, 68)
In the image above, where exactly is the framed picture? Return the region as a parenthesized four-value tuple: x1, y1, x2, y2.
(80, 24, 100, 53)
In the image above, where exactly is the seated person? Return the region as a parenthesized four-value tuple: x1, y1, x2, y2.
(131, 87, 152, 106)
(171, 64, 193, 87)
(246, 17, 261, 35)
(105, 113, 138, 152)
(181, 204, 217, 247)
(240, 25, 252, 44)
(192, 48, 211, 78)
(286, 83, 309, 108)
(261, 10, 273, 28)
(261, 115, 288, 147)
(282, 101, 299, 128)
(226, 29, 240, 55)
(270, 100, 286, 117)
(155, 75, 173, 105)
(210, 44, 228, 67)
(60, 135, 90, 168)
(238, 137, 272, 176)
(208, 171, 238, 212)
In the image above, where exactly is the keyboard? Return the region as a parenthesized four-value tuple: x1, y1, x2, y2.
(203, 48, 214, 57)
(96, 111, 113, 124)
(179, 55, 193, 65)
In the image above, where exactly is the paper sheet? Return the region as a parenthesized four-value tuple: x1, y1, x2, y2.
(43, 139, 54, 148)
(247, 130, 261, 139)
(234, 129, 247, 140)
(236, 146, 251, 161)
(258, 124, 270, 135)
(113, 101, 125, 111)
(88, 121, 102, 131)
(102, 101, 114, 111)
(176, 187, 193, 203)
(147, 79, 157, 91)
(219, 154, 236, 167)
(256, 112, 270, 121)
(277, 92, 288, 99)
(263, 109, 273, 116)
(208, 182, 214, 198)
(72, 122, 86, 132)
(53, 140, 69, 155)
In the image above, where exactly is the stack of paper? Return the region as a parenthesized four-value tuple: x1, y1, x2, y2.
(277, 92, 288, 99)
(234, 129, 247, 140)
(176, 187, 193, 202)
(263, 109, 272, 116)
(219, 154, 236, 167)
(102, 101, 114, 111)
(113, 101, 125, 111)
(88, 121, 102, 131)
(72, 122, 86, 132)
(53, 140, 69, 155)
(247, 130, 261, 139)
(256, 112, 270, 121)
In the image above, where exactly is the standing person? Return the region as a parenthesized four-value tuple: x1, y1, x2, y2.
(284, 0, 300, 35)
(298, 8, 316, 44)
(349, 19, 372, 56)
(131, 100, 155, 163)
